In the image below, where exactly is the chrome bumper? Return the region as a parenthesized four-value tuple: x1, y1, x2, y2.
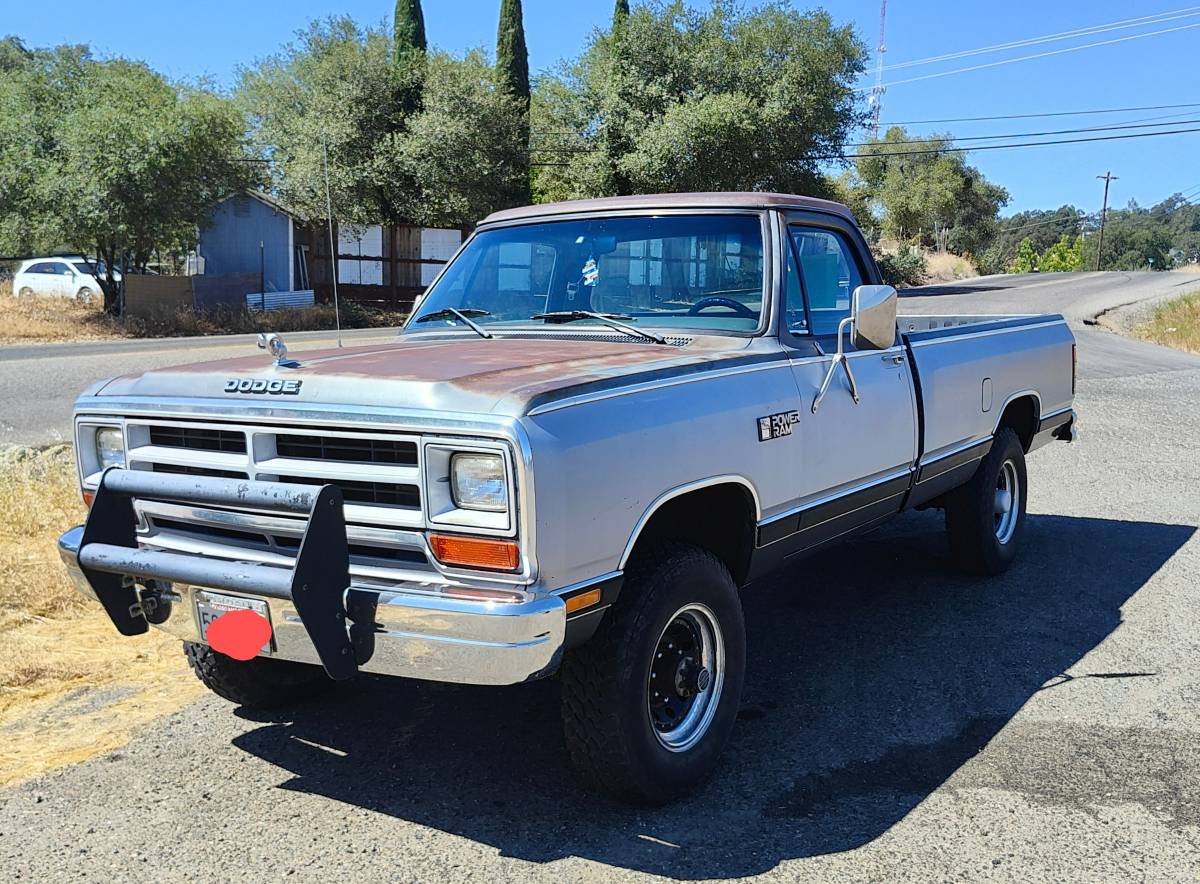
(60, 526, 564, 685)
(58, 468, 564, 686)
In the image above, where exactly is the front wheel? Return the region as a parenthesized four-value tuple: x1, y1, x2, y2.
(75, 286, 95, 304)
(945, 427, 1028, 575)
(184, 641, 332, 708)
(559, 543, 746, 804)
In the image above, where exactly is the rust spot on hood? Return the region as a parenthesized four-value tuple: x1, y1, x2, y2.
(96, 334, 760, 416)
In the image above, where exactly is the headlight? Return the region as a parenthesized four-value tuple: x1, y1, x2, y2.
(450, 453, 507, 512)
(95, 427, 125, 469)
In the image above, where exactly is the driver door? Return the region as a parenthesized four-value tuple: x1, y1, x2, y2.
(781, 221, 917, 540)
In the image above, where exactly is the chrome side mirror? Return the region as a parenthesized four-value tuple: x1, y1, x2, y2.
(811, 284, 898, 414)
(851, 284, 898, 351)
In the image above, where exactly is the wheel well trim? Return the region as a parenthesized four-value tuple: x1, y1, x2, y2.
(618, 475, 763, 570)
(992, 389, 1042, 439)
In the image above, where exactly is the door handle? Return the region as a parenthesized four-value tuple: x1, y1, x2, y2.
(882, 353, 904, 365)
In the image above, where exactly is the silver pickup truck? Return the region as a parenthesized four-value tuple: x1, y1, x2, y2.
(59, 192, 1076, 803)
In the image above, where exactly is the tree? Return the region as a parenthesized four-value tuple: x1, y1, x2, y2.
(1010, 238, 1039, 273)
(496, 0, 531, 204)
(614, 0, 631, 25)
(848, 126, 1008, 256)
(533, 0, 867, 200)
(387, 50, 529, 226)
(393, 0, 426, 56)
(238, 18, 421, 227)
(240, 19, 525, 230)
(0, 42, 251, 312)
(979, 205, 1087, 275)
(1038, 234, 1084, 272)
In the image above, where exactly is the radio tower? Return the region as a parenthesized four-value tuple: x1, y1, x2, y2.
(868, 0, 887, 140)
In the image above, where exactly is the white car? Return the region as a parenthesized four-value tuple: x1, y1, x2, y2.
(13, 257, 120, 303)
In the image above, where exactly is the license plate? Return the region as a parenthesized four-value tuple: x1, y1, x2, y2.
(195, 591, 273, 655)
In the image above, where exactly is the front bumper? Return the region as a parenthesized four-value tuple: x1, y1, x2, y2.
(58, 470, 564, 686)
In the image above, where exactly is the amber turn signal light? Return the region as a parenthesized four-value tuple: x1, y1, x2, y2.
(82, 490, 95, 508)
(564, 588, 603, 615)
(428, 533, 520, 572)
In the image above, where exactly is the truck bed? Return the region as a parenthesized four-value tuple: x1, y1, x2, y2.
(900, 312, 1075, 465)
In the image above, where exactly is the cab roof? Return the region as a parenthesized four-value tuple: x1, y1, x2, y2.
(480, 191, 856, 226)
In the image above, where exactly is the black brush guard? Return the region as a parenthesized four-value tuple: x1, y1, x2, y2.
(77, 468, 360, 680)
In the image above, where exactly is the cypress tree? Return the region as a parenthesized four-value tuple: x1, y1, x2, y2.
(394, 0, 427, 59)
(496, 0, 531, 205)
(496, 0, 530, 104)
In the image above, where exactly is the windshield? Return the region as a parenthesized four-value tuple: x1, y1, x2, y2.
(408, 214, 766, 334)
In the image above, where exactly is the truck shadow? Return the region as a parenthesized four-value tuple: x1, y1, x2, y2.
(231, 511, 1193, 879)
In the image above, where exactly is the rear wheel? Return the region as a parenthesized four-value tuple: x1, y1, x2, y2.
(17, 286, 33, 298)
(559, 543, 746, 804)
(184, 641, 331, 708)
(945, 427, 1028, 575)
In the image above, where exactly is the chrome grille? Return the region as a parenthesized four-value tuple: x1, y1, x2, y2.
(123, 419, 433, 581)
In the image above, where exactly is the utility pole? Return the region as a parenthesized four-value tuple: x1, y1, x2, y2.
(868, 0, 887, 139)
(1095, 171, 1118, 271)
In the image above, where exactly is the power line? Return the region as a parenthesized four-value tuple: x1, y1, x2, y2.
(530, 122, 1200, 160)
(530, 125, 1200, 166)
(828, 125, 1200, 160)
(879, 101, 1200, 127)
(880, 6, 1200, 72)
(849, 115, 1200, 149)
(864, 21, 1200, 91)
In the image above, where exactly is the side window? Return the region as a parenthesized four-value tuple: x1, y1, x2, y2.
(52, 262, 72, 275)
(27, 262, 53, 274)
(788, 227, 863, 336)
(783, 238, 808, 334)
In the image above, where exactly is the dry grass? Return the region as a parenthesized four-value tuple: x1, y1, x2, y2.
(924, 251, 977, 283)
(0, 285, 406, 346)
(1171, 262, 1200, 274)
(0, 446, 202, 786)
(1134, 290, 1200, 355)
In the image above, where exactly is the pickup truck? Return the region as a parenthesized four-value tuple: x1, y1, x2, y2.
(58, 192, 1077, 803)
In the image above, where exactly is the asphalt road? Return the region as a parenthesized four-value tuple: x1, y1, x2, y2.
(0, 326, 396, 448)
(3, 272, 1200, 881)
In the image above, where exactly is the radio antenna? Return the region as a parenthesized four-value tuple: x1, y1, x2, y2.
(321, 134, 343, 348)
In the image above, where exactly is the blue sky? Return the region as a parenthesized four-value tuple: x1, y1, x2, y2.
(6, 1, 1199, 213)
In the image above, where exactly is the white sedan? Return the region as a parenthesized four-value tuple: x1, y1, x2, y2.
(13, 257, 120, 303)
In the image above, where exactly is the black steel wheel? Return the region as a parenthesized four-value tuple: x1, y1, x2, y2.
(945, 427, 1028, 576)
(560, 542, 746, 804)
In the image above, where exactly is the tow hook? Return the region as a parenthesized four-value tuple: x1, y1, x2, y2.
(130, 580, 179, 625)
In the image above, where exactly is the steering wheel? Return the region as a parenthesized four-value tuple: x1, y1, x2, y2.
(688, 296, 756, 318)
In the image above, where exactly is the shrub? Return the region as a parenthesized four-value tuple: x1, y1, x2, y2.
(877, 244, 928, 288)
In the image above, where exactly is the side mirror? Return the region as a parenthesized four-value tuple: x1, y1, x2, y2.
(850, 284, 897, 350)
(811, 284, 898, 414)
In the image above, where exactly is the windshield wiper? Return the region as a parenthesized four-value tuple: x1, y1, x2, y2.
(413, 307, 493, 339)
(530, 311, 667, 344)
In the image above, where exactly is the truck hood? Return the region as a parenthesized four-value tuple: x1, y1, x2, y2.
(94, 333, 765, 417)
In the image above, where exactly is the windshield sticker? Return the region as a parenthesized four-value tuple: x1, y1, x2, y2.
(581, 255, 599, 287)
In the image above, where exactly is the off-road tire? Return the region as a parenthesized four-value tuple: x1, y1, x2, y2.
(945, 427, 1027, 576)
(183, 641, 331, 708)
(559, 542, 746, 804)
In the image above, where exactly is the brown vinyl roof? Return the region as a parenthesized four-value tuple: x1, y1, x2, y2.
(480, 191, 855, 225)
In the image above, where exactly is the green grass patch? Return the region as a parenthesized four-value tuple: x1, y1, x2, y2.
(1135, 291, 1200, 355)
